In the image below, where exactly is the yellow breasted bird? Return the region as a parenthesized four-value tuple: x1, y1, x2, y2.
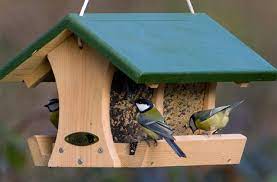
(189, 100, 244, 135)
(135, 99, 186, 158)
(44, 99, 59, 129)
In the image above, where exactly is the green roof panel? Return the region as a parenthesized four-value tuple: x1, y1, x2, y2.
(1, 13, 277, 83)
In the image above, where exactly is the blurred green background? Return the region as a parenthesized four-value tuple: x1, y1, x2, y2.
(0, 0, 277, 181)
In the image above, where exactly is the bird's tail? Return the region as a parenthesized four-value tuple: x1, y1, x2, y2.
(230, 100, 245, 110)
(226, 100, 245, 115)
(164, 138, 186, 158)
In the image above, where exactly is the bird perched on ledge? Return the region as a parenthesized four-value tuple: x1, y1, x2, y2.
(189, 100, 244, 135)
(135, 98, 186, 158)
(44, 98, 59, 129)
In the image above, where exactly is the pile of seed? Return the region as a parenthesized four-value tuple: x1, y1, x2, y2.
(110, 72, 153, 143)
(163, 83, 207, 135)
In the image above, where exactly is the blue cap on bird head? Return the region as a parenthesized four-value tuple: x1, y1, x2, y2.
(189, 117, 197, 134)
(134, 98, 153, 113)
(44, 98, 59, 112)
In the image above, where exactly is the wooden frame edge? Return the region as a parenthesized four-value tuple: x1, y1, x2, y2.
(28, 134, 246, 167)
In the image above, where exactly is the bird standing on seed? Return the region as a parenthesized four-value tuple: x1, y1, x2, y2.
(44, 98, 59, 129)
(135, 98, 186, 158)
(189, 100, 244, 135)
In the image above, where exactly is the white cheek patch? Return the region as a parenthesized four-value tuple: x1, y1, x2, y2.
(136, 103, 149, 112)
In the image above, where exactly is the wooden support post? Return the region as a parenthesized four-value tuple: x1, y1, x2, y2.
(203, 83, 217, 110)
(47, 36, 121, 167)
(152, 84, 165, 115)
(28, 134, 247, 167)
(23, 60, 52, 88)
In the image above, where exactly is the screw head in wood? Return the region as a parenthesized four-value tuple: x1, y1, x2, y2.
(77, 158, 83, 165)
(98, 147, 103, 154)
(59, 147, 64, 153)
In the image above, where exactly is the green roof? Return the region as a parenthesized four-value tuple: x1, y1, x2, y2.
(1, 13, 276, 83)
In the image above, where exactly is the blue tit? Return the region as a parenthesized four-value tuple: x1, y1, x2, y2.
(189, 100, 244, 135)
(135, 99, 186, 158)
(44, 99, 59, 129)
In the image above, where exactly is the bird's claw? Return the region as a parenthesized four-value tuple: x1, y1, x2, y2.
(143, 138, 158, 147)
(154, 139, 158, 147)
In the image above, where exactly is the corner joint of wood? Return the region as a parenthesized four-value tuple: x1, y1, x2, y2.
(235, 82, 250, 88)
(23, 60, 52, 88)
(147, 84, 159, 89)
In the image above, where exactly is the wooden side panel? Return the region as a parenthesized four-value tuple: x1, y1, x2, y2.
(47, 36, 120, 167)
(203, 83, 217, 110)
(28, 134, 246, 167)
(0, 30, 71, 83)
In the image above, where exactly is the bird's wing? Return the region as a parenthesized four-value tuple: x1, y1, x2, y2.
(194, 105, 230, 123)
(210, 105, 230, 116)
(138, 108, 174, 140)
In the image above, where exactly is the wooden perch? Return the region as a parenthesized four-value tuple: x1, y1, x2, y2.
(28, 134, 247, 167)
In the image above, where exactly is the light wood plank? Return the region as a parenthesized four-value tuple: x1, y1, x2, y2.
(0, 30, 71, 83)
(203, 83, 217, 110)
(23, 60, 52, 88)
(47, 36, 121, 167)
(28, 134, 246, 167)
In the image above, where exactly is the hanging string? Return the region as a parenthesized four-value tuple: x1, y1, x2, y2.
(185, 0, 195, 14)
(79, 0, 90, 16)
(78, 0, 90, 48)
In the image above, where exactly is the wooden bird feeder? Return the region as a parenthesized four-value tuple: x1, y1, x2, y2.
(1, 13, 277, 168)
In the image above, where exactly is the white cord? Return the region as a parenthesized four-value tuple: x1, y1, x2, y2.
(186, 0, 195, 14)
(78, 0, 90, 48)
(79, 0, 90, 16)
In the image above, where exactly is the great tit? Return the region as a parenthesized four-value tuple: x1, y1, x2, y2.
(135, 99, 186, 158)
(189, 100, 244, 135)
(44, 98, 59, 129)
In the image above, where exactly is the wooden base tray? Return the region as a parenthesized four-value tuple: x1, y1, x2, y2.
(28, 134, 247, 167)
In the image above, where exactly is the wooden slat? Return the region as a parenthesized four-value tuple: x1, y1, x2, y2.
(23, 60, 52, 88)
(28, 134, 246, 167)
(47, 36, 121, 167)
(0, 30, 72, 82)
(203, 83, 217, 110)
